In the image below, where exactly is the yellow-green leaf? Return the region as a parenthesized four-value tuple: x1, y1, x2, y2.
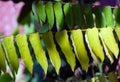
(85, 34, 98, 64)
(16, 34, 33, 74)
(54, 2, 64, 31)
(71, 29, 89, 71)
(99, 33, 114, 63)
(3, 36, 19, 73)
(45, 2, 54, 30)
(115, 27, 120, 41)
(42, 32, 61, 74)
(0, 43, 6, 72)
(3, 36, 19, 72)
(29, 33, 48, 76)
(100, 27, 119, 59)
(55, 30, 76, 71)
(86, 28, 104, 62)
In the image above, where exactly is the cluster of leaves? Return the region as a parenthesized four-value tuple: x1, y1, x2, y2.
(30, 1, 120, 30)
(0, 27, 120, 81)
(1, 0, 120, 81)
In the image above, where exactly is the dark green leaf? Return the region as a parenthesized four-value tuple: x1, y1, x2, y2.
(103, 6, 114, 27)
(72, 4, 86, 28)
(84, 5, 94, 28)
(114, 7, 120, 27)
(93, 6, 106, 28)
(63, 3, 74, 29)
(0, 73, 14, 82)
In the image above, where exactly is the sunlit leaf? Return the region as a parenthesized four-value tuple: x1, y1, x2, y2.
(3, 36, 19, 73)
(85, 34, 98, 64)
(114, 7, 120, 27)
(16, 34, 33, 74)
(29, 33, 48, 77)
(103, 6, 114, 27)
(42, 32, 61, 74)
(0, 43, 6, 73)
(108, 72, 118, 82)
(100, 27, 119, 59)
(90, 77, 96, 82)
(99, 34, 114, 64)
(71, 29, 89, 71)
(84, 5, 94, 28)
(86, 28, 104, 62)
(0, 73, 14, 82)
(63, 3, 74, 29)
(54, 2, 64, 31)
(55, 30, 76, 71)
(115, 27, 120, 41)
(35, 1, 46, 23)
(45, 2, 54, 30)
(93, 6, 106, 28)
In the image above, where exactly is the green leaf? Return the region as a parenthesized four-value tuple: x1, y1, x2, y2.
(39, 23, 49, 33)
(45, 2, 54, 30)
(0, 43, 6, 73)
(3, 36, 19, 73)
(12, 27, 19, 36)
(84, 5, 94, 28)
(63, 3, 74, 29)
(29, 33, 48, 77)
(93, 6, 106, 28)
(108, 72, 118, 82)
(55, 30, 76, 71)
(114, 7, 120, 27)
(54, 2, 64, 31)
(71, 29, 89, 71)
(0, 73, 14, 82)
(35, 1, 46, 23)
(86, 28, 104, 62)
(98, 75, 107, 82)
(115, 27, 120, 41)
(42, 32, 61, 74)
(72, 4, 82, 28)
(16, 34, 33, 74)
(100, 27, 119, 59)
(103, 6, 114, 27)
